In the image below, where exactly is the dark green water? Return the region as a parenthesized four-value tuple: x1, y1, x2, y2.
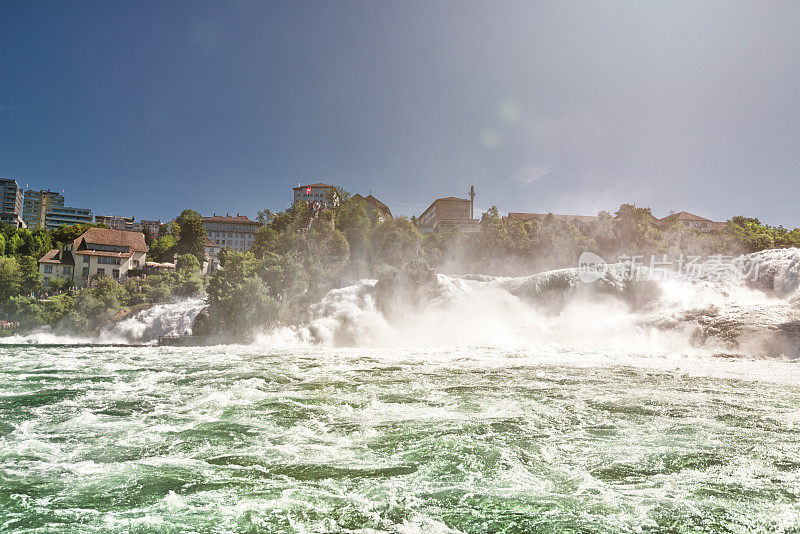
(0, 345, 798, 532)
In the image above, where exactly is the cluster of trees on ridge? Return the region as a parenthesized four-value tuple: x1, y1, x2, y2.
(202, 187, 800, 337)
(0, 188, 798, 336)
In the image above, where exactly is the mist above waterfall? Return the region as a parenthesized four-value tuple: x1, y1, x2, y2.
(256, 249, 800, 358)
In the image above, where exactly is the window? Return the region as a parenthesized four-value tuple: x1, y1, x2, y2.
(83, 255, 90, 263)
(44, 265, 53, 273)
(112, 269, 120, 279)
(86, 243, 129, 253)
(82, 267, 89, 277)
(63, 266, 72, 275)
(96, 268, 105, 276)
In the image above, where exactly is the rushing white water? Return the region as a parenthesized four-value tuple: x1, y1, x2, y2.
(101, 298, 207, 343)
(0, 344, 798, 532)
(1, 250, 800, 531)
(259, 249, 800, 358)
(0, 299, 207, 345)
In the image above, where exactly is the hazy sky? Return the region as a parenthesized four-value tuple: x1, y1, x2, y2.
(2, 1, 799, 225)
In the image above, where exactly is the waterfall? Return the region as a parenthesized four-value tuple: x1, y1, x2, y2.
(256, 249, 800, 358)
(101, 298, 207, 343)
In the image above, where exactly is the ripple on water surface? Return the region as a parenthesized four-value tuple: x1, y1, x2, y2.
(0, 345, 799, 532)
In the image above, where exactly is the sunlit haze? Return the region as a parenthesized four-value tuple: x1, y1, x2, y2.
(2, 0, 799, 224)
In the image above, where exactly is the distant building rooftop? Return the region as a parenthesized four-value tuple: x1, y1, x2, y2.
(507, 212, 599, 224)
(202, 214, 260, 225)
(74, 227, 148, 254)
(293, 183, 334, 190)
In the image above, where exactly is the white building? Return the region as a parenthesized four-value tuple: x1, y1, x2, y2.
(292, 183, 336, 209)
(202, 214, 260, 252)
(95, 214, 137, 231)
(38, 227, 148, 287)
(204, 236, 220, 272)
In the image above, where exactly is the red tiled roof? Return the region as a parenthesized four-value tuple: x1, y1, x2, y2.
(435, 196, 469, 202)
(352, 193, 393, 218)
(420, 196, 470, 219)
(202, 215, 260, 225)
(507, 212, 598, 224)
(365, 195, 392, 216)
(38, 249, 75, 265)
(74, 227, 148, 253)
(205, 236, 220, 248)
(662, 211, 712, 222)
(293, 183, 334, 189)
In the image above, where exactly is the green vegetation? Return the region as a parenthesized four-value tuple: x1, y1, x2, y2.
(204, 195, 800, 338)
(1, 192, 800, 339)
(2, 263, 205, 333)
(0, 218, 206, 333)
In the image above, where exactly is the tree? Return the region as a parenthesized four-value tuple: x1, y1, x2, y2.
(251, 226, 278, 258)
(325, 185, 350, 210)
(0, 257, 22, 301)
(48, 277, 71, 294)
(207, 250, 280, 335)
(174, 209, 207, 263)
(141, 225, 154, 247)
(256, 253, 307, 299)
(334, 196, 371, 257)
(51, 224, 91, 248)
(614, 203, 661, 252)
(176, 253, 201, 272)
(7, 233, 23, 257)
(149, 234, 177, 263)
(18, 256, 42, 295)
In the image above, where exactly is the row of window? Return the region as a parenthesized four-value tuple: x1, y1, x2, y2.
(209, 232, 254, 239)
(86, 244, 129, 253)
(204, 223, 257, 232)
(43, 265, 72, 275)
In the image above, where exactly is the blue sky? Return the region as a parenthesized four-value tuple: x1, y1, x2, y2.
(2, 1, 800, 225)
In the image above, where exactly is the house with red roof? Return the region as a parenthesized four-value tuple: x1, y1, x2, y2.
(351, 193, 393, 222)
(659, 211, 728, 233)
(38, 227, 148, 287)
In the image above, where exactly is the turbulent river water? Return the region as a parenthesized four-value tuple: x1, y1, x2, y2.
(2, 250, 800, 532)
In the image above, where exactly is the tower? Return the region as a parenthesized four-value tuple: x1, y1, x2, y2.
(468, 185, 476, 220)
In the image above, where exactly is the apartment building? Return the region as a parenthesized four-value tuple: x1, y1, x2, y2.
(0, 178, 25, 228)
(139, 220, 163, 237)
(44, 206, 93, 229)
(38, 227, 148, 287)
(202, 214, 260, 252)
(95, 215, 137, 231)
(23, 189, 64, 228)
(23, 188, 92, 229)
